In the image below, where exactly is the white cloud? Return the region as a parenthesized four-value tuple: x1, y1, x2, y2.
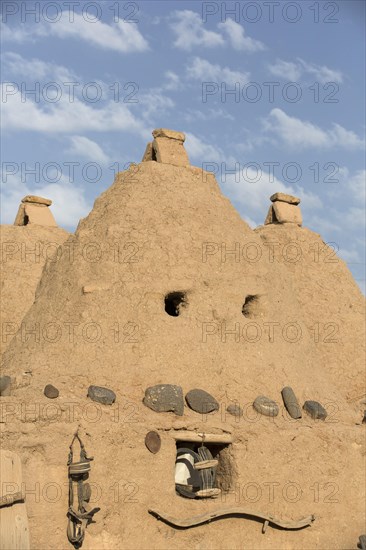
(184, 133, 224, 163)
(330, 124, 366, 150)
(268, 57, 343, 84)
(343, 207, 366, 228)
(163, 71, 182, 91)
(169, 11, 265, 53)
(0, 21, 48, 43)
(183, 107, 234, 122)
(51, 14, 149, 53)
(297, 58, 343, 84)
(264, 108, 365, 150)
(338, 247, 362, 263)
(135, 91, 175, 123)
(347, 170, 366, 202)
(1, 15, 149, 53)
(67, 136, 110, 164)
(268, 59, 302, 81)
(0, 173, 91, 229)
(186, 57, 250, 85)
(169, 10, 224, 51)
(2, 52, 76, 81)
(1, 52, 110, 102)
(218, 19, 265, 52)
(1, 84, 147, 135)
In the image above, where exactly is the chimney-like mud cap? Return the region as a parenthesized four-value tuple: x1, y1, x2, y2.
(142, 128, 189, 167)
(14, 195, 57, 227)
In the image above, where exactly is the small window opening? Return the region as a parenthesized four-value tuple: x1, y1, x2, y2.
(165, 291, 187, 317)
(174, 441, 235, 499)
(152, 144, 157, 161)
(242, 294, 260, 318)
(23, 214, 29, 226)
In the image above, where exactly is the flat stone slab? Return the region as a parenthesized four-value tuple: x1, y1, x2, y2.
(0, 376, 11, 396)
(265, 202, 302, 226)
(303, 400, 327, 420)
(253, 395, 279, 417)
(273, 202, 302, 225)
(185, 389, 219, 414)
(152, 128, 185, 142)
(153, 137, 190, 167)
(281, 386, 302, 419)
(143, 384, 184, 415)
(270, 192, 300, 205)
(20, 203, 57, 227)
(44, 384, 59, 399)
(142, 142, 154, 161)
(88, 385, 116, 405)
(22, 195, 52, 206)
(226, 403, 243, 417)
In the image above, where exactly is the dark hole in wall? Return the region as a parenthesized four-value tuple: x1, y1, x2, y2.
(242, 295, 260, 318)
(152, 144, 157, 161)
(23, 215, 29, 226)
(165, 291, 187, 317)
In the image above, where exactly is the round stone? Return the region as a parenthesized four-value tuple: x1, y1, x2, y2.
(226, 403, 243, 417)
(303, 400, 327, 420)
(143, 384, 184, 416)
(253, 395, 279, 417)
(44, 384, 59, 399)
(0, 376, 11, 397)
(185, 389, 219, 414)
(87, 385, 116, 405)
(145, 431, 161, 454)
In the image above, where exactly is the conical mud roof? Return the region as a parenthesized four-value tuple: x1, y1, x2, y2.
(1, 131, 364, 550)
(255, 221, 365, 403)
(0, 198, 70, 355)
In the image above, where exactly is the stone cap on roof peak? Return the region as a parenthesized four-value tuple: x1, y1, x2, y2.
(270, 192, 300, 205)
(152, 129, 185, 142)
(22, 195, 52, 206)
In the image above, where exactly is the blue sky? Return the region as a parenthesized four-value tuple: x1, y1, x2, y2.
(1, 0, 365, 291)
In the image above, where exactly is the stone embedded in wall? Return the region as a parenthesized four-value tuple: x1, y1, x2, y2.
(226, 403, 243, 417)
(185, 389, 219, 414)
(145, 431, 161, 454)
(14, 196, 57, 227)
(0, 376, 11, 396)
(281, 386, 302, 419)
(264, 192, 302, 226)
(88, 385, 116, 405)
(303, 400, 327, 420)
(253, 395, 279, 417)
(44, 384, 59, 399)
(143, 384, 184, 415)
